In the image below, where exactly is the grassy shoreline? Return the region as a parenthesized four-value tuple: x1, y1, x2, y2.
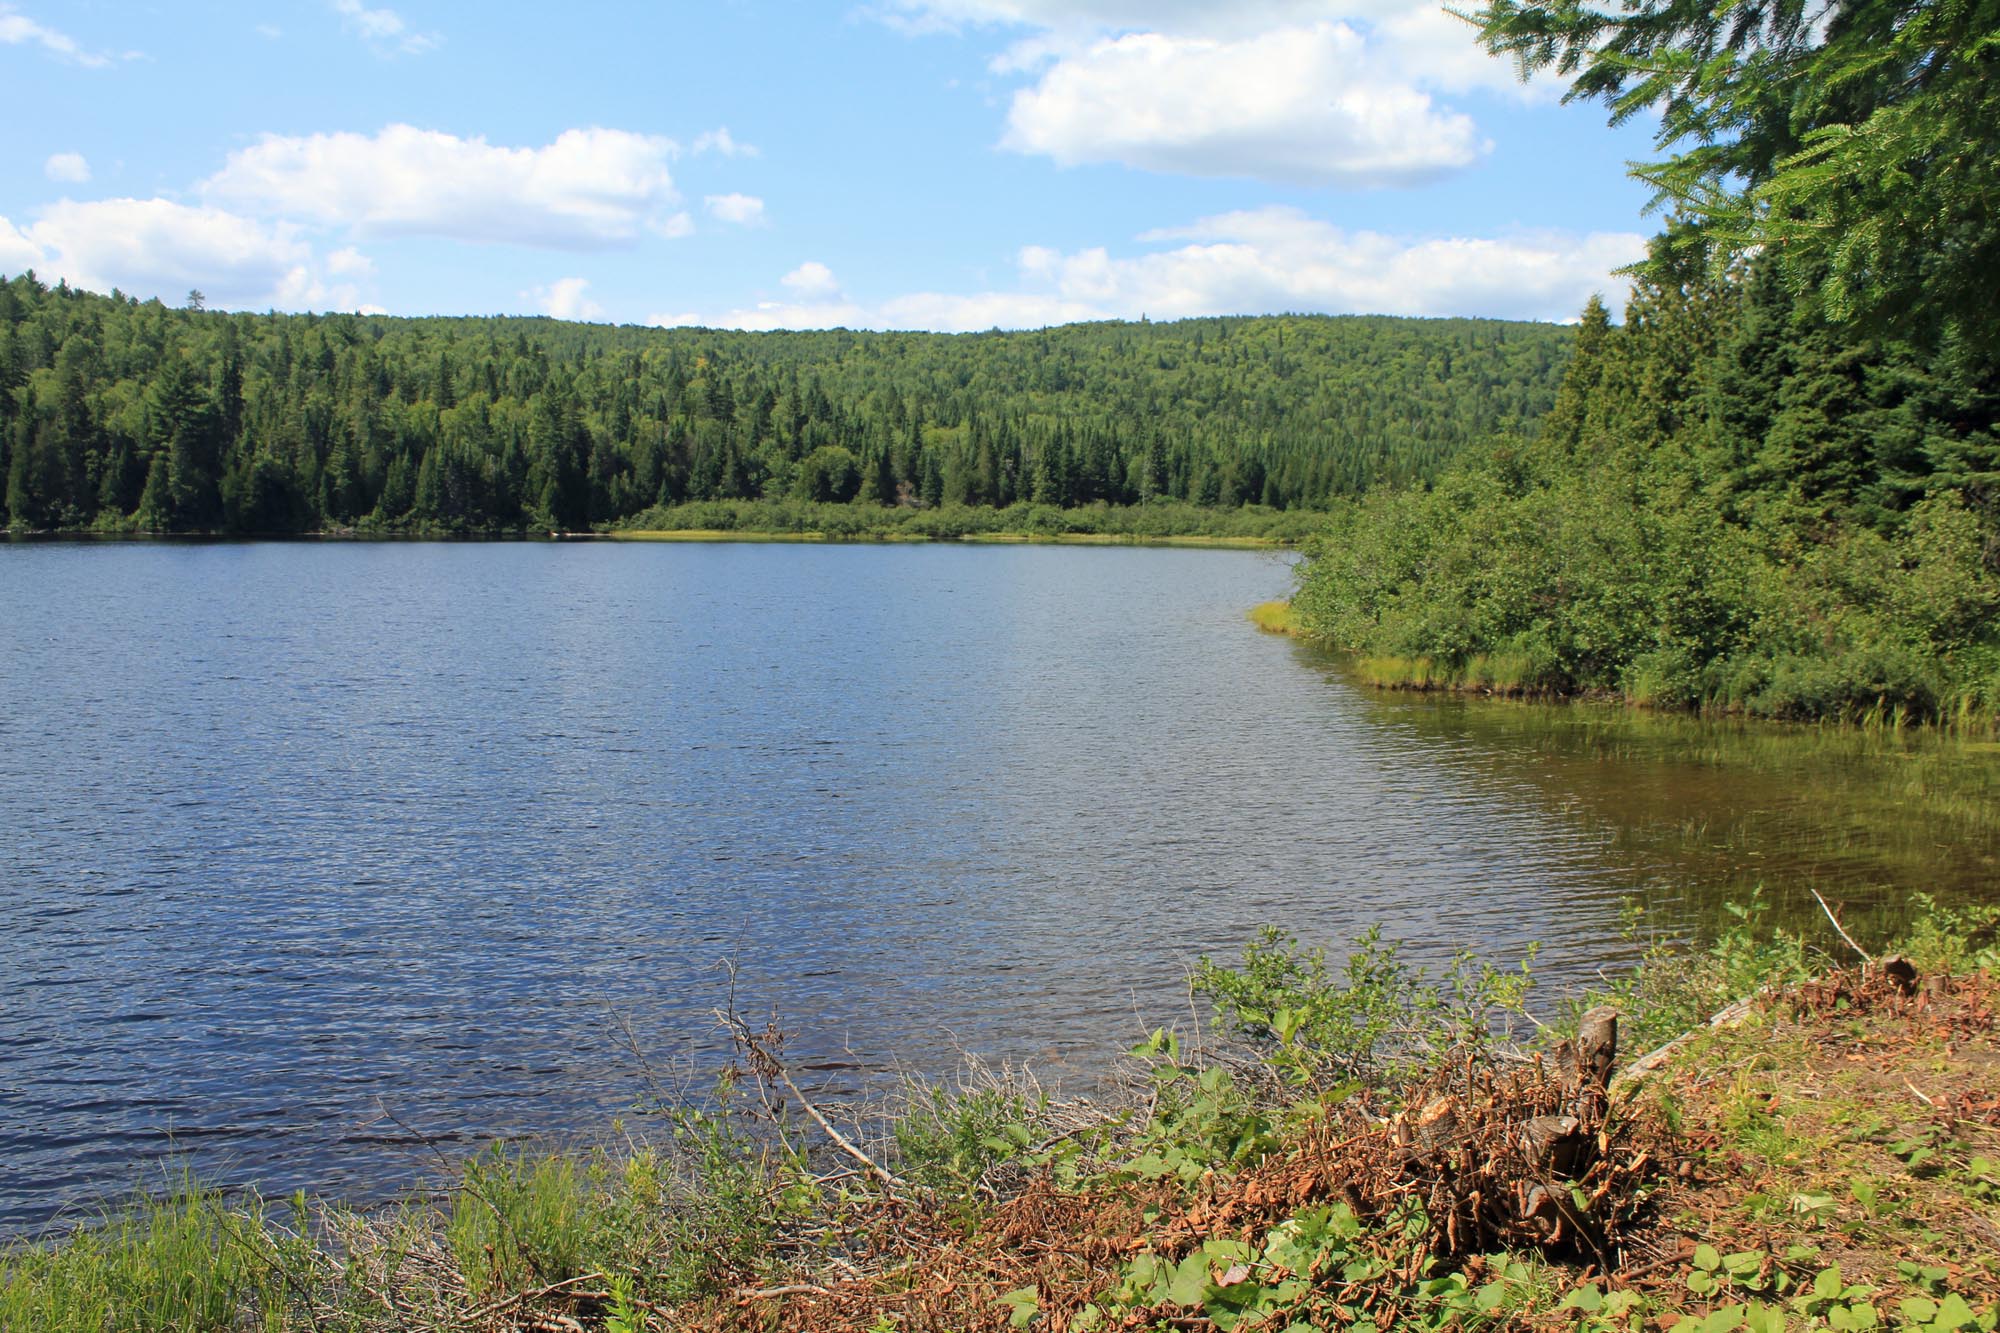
(10, 899, 1997, 1331)
(1256, 595, 1998, 734)
(613, 527, 1286, 549)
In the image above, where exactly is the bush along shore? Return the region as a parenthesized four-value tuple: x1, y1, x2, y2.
(6, 896, 1999, 1332)
(609, 498, 1323, 546)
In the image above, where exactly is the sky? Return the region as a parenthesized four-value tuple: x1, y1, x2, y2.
(0, 1, 1664, 331)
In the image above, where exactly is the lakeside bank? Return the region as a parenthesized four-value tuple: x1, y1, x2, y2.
(7, 900, 1996, 1331)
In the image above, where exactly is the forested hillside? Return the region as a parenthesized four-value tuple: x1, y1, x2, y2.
(0, 275, 1571, 534)
(1294, 0, 2000, 722)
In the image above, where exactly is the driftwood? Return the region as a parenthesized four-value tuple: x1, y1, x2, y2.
(1614, 994, 1760, 1092)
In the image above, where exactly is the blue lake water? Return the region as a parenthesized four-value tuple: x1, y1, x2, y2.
(2, 540, 1994, 1232)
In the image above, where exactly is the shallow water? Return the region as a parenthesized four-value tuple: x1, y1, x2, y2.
(0, 540, 1993, 1231)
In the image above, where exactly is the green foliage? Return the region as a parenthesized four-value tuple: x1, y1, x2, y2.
(619, 496, 1324, 543)
(1468, 0, 2000, 355)
(1090, 1211, 1591, 1332)
(1119, 1032, 1284, 1182)
(1191, 925, 1536, 1086)
(1292, 259, 2000, 724)
(0, 275, 1575, 534)
(890, 1077, 1046, 1207)
(1567, 891, 1819, 1053)
(0, 1175, 298, 1332)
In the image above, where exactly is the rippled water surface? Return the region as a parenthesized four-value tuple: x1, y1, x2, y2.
(2, 540, 1995, 1231)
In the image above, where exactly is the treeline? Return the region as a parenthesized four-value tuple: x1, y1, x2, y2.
(1294, 242, 2000, 721)
(1293, 0, 2000, 724)
(0, 273, 1572, 534)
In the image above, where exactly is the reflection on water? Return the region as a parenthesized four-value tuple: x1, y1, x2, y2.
(0, 540, 1994, 1231)
(1327, 675, 2000, 938)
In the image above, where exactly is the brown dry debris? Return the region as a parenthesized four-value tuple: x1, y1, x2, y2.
(489, 966, 1998, 1331)
(1605, 965, 2000, 1310)
(678, 1040, 1674, 1332)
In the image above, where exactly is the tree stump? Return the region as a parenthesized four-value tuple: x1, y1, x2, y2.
(1414, 1095, 1461, 1156)
(1878, 955, 1919, 996)
(1519, 1114, 1588, 1177)
(1577, 1006, 1619, 1095)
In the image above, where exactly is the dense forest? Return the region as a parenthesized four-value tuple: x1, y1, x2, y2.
(1294, 0, 2000, 722)
(0, 276, 1571, 535)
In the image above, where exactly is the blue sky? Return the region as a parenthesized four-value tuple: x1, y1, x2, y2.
(1, 1, 1663, 329)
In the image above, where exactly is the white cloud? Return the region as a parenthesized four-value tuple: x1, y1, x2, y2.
(703, 300, 873, 332)
(880, 1, 1358, 41)
(1085, 207, 1645, 320)
(43, 152, 91, 183)
(256, 23, 283, 39)
(644, 310, 706, 328)
(329, 0, 439, 55)
(878, 290, 1105, 331)
(654, 210, 696, 239)
(0, 216, 42, 274)
(880, 0, 1551, 184)
(530, 276, 605, 321)
(692, 127, 759, 157)
(671, 208, 1641, 331)
(0, 198, 379, 310)
(704, 192, 766, 226)
(1003, 23, 1484, 187)
(202, 125, 682, 249)
(4, 197, 378, 309)
(0, 5, 132, 67)
(327, 245, 374, 276)
(780, 261, 840, 299)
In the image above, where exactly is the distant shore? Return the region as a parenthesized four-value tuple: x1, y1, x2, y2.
(610, 527, 1287, 549)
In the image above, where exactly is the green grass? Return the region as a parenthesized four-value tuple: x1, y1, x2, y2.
(0, 1176, 303, 1333)
(1247, 600, 1299, 633)
(611, 498, 1325, 546)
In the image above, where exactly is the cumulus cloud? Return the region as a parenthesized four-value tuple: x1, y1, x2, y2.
(881, 1, 1366, 41)
(1063, 207, 1644, 320)
(704, 193, 766, 226)
(780, 261, 840, 299)
(1003, 24, 1484, 187)
(692, 127, 758, 157)
(327, 245, 374, 276)
(529, 276, 605, 321)
(202, 125, 682, 248)
(0, 216, 42, 274)
(880, 0, 1549, 185)
(43, 152, 90, 183)
(669, 208, 1640, 331)
(329, 0, 439, 55)
(0, 197, 380, 309)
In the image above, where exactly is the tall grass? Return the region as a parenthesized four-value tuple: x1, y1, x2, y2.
(1246, 601, 1298, 634)
(0, 1176, 299, 1333)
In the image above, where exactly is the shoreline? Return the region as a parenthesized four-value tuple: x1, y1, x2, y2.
(3, 527, 1296, 551)
(609, 528, 1288, 549)
(10, 910, 1995, 1327)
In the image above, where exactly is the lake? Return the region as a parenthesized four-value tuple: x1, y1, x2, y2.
(1, 539, 1994, 1232)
